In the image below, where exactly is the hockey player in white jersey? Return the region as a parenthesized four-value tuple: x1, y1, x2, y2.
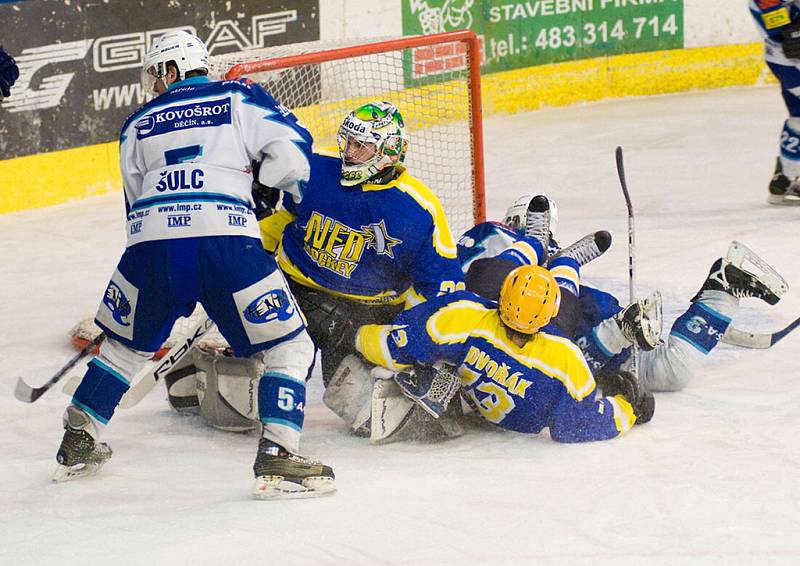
(53, 30, 335, 498)
(459, 194, 788, 392)
(750, 1, 800, 204)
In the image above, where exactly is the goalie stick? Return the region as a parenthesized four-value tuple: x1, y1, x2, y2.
(614, 148, 795, 353)
(14, 333, 106, 403)
(120, 316, 215, 408)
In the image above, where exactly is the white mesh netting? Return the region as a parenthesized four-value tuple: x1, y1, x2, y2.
(207, 36, 481, 238)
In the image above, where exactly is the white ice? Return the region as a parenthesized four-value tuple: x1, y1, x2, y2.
(1, 86, 799, 565)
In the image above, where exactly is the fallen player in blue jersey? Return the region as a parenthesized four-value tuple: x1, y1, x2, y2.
(459, 194, 789, 392)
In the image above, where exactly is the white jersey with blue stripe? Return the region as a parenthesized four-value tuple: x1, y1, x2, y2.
(119, 76, 312, 247)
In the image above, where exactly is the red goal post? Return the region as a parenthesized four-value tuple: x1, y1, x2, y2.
(209, 30, 486, 237)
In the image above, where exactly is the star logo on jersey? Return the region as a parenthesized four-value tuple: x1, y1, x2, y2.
(362, 220, 402, 259)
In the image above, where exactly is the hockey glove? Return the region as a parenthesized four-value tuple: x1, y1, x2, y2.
(595, 370, 655, 424)
(393, 362, 461, 419)
(0, 46, 20, 98)
(251, 182, 280, 220)
(783, 22, 800, 59)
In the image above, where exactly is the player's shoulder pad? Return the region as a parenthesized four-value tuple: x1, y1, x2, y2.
(306, 152, 345, 191)
(120, 78, 232, 139)
(390, 170, 446, 215)
(386, 170, 457, 256)
(429, 289, 495, 310)
(219, 78, 283, 110)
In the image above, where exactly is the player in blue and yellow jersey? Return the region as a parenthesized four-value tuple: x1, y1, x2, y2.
(355, 264, 654, 442)
(460, 194, 787, 393)
(258, 102, 465, 384)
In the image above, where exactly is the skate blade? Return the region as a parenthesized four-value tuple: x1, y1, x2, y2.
(726, 241, 788, 298)
(641, 290, 663, 347)
(768, 193, 800, 206)
(252, 475, 336, 500)
(52, 461, 107, 483)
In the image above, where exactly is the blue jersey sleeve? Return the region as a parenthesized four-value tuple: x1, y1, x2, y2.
(548, 391, 635, 442)
(356, 291, 489, 370)
(750, 1, 799, 39)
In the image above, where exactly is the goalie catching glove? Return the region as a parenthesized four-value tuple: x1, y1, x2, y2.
(595, 370, 655, 424)
(392, 362, 461, 419)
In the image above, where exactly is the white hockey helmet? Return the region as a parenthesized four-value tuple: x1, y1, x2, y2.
(503, 194, 559, 237)
(141, 30, 209, 92)
(337, 101, 408, 186)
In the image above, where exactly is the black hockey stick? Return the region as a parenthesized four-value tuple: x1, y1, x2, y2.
(14, 332, 106, 403)
(721, 315, 800, 349)
(615, 146, 640, 379)
(614, 148, 794, 352)
(615, 146, 636, 303)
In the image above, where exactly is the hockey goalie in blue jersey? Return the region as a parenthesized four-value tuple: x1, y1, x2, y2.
(257, 102, 465, 385)
(750, 0, 800, 203)
(459, 194, 789, 392)
(355, 264, 653, 442)
(53, 31, 334, 498)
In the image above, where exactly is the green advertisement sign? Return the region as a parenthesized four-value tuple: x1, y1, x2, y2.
(402, 0, 684, 76)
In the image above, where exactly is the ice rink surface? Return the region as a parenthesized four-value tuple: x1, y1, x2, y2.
(1, 85, 799, 565)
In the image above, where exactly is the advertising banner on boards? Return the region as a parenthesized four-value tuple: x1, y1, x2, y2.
(402, 0, 683, 82)
(0, 0, 320, 160)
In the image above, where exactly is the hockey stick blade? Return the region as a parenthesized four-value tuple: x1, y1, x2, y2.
(14, 333, 106, 403)
(721, 316, 800, 349)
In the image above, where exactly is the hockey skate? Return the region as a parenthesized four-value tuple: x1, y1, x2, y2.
(252, 438, 336, 499)
(614, 290, 663, 351)
(549, 230, 612, 267)
(53, 406, 112, 482)
(692, 241, 788, 305)
(525, 195, 551, 259)
(768, 157, 800, 205)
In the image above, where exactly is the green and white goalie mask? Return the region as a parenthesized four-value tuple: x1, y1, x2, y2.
(337, 102, 409, 186)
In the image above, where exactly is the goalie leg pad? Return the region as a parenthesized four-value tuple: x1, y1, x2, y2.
(167, 349, 261, 431)
(322, 354, 374, 434)
(164, 350, 202, 413)
(198, 353, 260, 433)
(371, 369, 464, 444)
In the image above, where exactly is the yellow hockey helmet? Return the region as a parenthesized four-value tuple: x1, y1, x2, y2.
(498, 265, 561, 334)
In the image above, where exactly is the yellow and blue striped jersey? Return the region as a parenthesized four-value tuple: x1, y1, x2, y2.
(356, 291, 636, 442)
(259, 152, 464, 306)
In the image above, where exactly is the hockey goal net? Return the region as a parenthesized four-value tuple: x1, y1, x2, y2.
(210, 29, 485, 236)
(72, 31, 485, 357)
